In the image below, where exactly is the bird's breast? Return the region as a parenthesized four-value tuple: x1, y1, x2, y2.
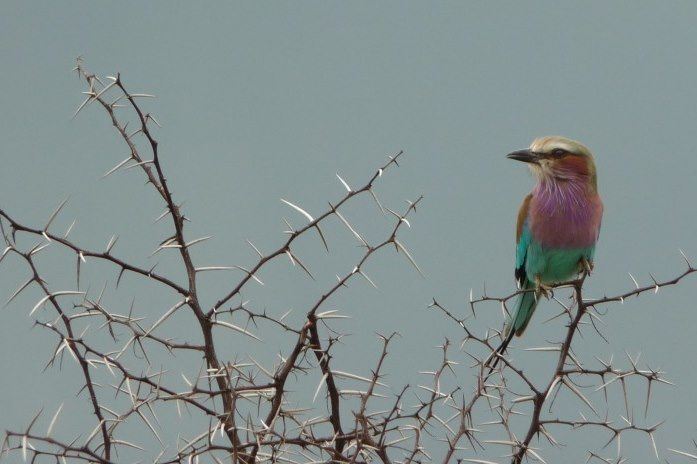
(529, 187, 602, 249)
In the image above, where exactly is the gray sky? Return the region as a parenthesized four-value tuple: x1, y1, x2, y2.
(2, 2, 697, 462)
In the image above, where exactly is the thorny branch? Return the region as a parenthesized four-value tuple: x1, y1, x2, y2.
(2, 60, 696, 464)
(0, 61, 429, 464)
(432, 264, 695, 463)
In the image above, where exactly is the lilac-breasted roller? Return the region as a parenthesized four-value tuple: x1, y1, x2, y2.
(488, 136, 604, 370)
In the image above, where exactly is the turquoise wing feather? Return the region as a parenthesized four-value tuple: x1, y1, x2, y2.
(509, 223, 538, 336)
(507, 195, 538, 336)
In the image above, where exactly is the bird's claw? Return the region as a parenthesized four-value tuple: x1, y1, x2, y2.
(534, 275, 553, 300)
(579, 257, 594, 276)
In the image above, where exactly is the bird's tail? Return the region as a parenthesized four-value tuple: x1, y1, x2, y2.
(508, 278, 539, 337)
(485, 326, 515, 374)
(485, 279, 538, 374)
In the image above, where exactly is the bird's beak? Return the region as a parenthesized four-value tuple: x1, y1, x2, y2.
(506, 149, 540, 164)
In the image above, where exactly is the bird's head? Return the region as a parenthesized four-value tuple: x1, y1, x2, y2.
(507, 136, 598, 190)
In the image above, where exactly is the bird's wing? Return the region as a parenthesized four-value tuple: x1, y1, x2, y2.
(515, 194, 533, 288)
(595, 199, 604, 241)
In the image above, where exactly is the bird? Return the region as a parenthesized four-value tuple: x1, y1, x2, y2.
(486, 136, 604, 372)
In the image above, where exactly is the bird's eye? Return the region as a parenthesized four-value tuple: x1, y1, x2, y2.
(551, 148, 566, 157)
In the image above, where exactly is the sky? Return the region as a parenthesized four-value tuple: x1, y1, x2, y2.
(2, 2, 697, 463)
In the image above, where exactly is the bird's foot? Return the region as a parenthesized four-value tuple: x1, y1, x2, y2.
(534, 275, 553, 300)
(579, 257, 594, 276)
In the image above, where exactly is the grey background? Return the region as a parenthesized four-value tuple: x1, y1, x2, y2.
(2, 2, 697, 462)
